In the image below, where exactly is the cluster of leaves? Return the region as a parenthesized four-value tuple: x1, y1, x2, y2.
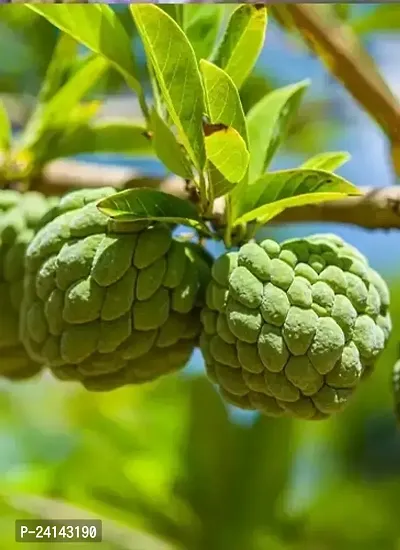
(0, 4, 361, 248)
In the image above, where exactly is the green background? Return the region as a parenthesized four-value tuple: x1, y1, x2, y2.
(0, 4, 400, 549)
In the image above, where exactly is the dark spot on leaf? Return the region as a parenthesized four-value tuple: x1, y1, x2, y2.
(203, 122, 228, 137)
(142, 131, 153, 140)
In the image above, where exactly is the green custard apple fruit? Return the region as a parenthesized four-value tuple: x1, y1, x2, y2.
(20, 187, 210, 391)
(0, 190, 58, 380)
(200, 233, 391, 420)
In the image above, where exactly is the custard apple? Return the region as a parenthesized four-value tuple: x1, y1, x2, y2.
(0, 190, 57, 380)
(20, 187, 210, 391)
(200, 233, 391, 420)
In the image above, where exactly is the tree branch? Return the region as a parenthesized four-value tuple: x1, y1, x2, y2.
(270, 187, 400, 230)
(35, 158, 400, 231)
(282, 5, 400, 176)
(285, 5, 400, 142)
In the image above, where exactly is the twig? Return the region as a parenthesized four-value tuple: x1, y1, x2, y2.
(34, 158, 400, 231)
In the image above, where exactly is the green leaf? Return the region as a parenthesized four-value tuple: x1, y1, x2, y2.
(0, 6, 57, 80)
(26, 102, 101, 166)
(246, 80, 309, 183)
(45, 121, 154, 162)
(352, 5, 400, 34)
(38, 33, 78, 104)
(150, 109, 193, 179)
(27, 5, 145, 105)
(97, 188, 209, 234)
(200, 60, 249, 199)
(159, 5, 183, 27)
(20, 54, 109, 151)
(0, 101, 11, 152)
(301, 151, 351, 171)
(234, 169, 362, 225)
(200, 60, 248, 143)
(205, 127, 249, 184)
(213, 5, 267, 90)
(131, 5, 206, 172)
(207, 163, 236, 199)
(183, 5, 225, 61)
(44, 55, 108, 127)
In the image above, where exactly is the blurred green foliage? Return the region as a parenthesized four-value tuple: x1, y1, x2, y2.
(0, 4, 399, 550)
(0, 274, 399, 550)
(0, 4, 338, 156)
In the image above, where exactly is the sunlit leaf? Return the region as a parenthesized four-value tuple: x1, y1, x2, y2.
(234, 169, 362, 225)
(200, 60, 248, 142)
(159, 5, 183, 27)
(205, 127, 249, 184)
(38, 33, 78, 104)
(150, 109, 193, 179)
(131, 5, 206, 172)
(0, 101, 11, 152)
(47, 121, 153, 162)
(200, 60, 250, 199)
(213, 5, 267, 90)
(27, 5, 145, 104)
(42, 55, 108, 127)
(0, 6, 57, 79)
(20, 54, 109, 151)
(97, 188, 210, 234)
(183, 5, 225, 61)
(301, 151, 351, 171)
(246, 80, 309, 183)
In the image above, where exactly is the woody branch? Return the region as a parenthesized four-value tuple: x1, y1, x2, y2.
(35, 158, 400, 231)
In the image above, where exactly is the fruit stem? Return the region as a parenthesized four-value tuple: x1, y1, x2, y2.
(224, 197, 233, 248)
(198, 171, 209, 214)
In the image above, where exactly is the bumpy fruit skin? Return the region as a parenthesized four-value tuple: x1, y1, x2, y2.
(200, 233, 391, 420)
(21, 187, 210, 391)
(0, 190, 57, 380)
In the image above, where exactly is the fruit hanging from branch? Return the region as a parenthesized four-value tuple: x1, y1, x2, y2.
(200, 234, 391, 419)
(20, 188, 210, 391)
(0, 190, 58, 381)
(0, 3, 395, 421)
